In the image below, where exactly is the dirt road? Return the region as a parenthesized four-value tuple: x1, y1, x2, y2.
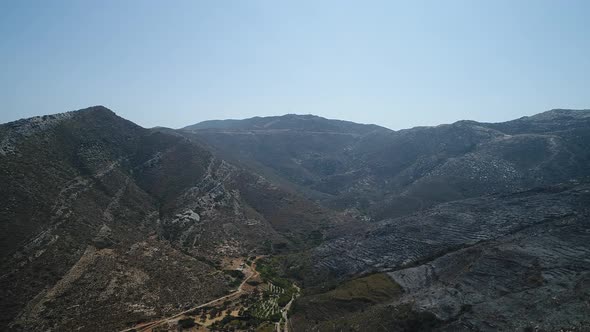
(275, 283, 300, 332)
(121, 256, 263, 332)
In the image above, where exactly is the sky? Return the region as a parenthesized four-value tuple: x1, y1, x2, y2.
(1, 0, 589, 130)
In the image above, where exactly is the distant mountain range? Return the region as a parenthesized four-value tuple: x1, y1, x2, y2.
(1, 107, 589, 331)
(185, 109, 590, 220)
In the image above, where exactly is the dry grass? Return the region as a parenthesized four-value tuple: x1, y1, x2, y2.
(321, 273, 402, 302)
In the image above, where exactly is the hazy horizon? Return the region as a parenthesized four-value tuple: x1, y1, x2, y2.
(2, 0, 589, 130)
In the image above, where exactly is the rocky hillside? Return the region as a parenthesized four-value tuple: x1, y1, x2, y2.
(186, 109, 590, 220)
(183, 113, 386, 134)
(0, 107, 351, 331)
(186, 109, 590, 331)
(2, 107, 589, 331)
(291, 183, 590, 331)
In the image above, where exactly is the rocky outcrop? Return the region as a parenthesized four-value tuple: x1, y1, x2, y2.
(298, 183, 590, 331)
(388, 206, 590, 331)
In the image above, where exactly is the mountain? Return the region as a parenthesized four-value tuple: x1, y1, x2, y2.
(182, 114, 390, 204)
(290, 183, 590, 331)
(184, 109, 590, 331)
(183, 113, 386, 134)
(1, 107, 590, 331)
(0, 107, 352, 331)
(185, 110, 590, 220)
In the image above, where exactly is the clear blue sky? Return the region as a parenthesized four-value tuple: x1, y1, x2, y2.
(1, 0, 588, 129)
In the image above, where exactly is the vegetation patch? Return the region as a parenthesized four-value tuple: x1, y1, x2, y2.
(292, 273, 403, 322)
(177, 317, 196, 329)
(319, 273, 402, 303)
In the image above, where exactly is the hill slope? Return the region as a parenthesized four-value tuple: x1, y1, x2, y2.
(185, 110, 590, 331)
(185, 110, 590, 221)
(292, 183, 590, 331)
(0, 107, 351, 331)
(2, 107, 589, 331)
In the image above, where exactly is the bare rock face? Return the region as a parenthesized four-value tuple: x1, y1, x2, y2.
(388, 208, 590, 331)
(92, 224, 114, 248)
(0, 112, 74, 156)
(294, 183, 590, 331)
(311, 184, 589, 280)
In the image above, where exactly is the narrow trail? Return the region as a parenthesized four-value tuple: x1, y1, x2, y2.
(121, 256, 263, 332)
(277, 284, 300, 332)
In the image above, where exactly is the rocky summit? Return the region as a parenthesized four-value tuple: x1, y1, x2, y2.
(1, 107, 589, 331)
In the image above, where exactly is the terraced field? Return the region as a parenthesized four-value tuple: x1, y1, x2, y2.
(312, 184, 589, 281)
(249, 282, 290, 321)
(291, 183, 590, 331)
(251, 297, 281, 320)
(125, 257, 300, 331)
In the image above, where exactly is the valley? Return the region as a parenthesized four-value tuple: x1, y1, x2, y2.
(1, 107, 589, 331)
(3, 1, 590, 330)
(125, 256, 300, 332)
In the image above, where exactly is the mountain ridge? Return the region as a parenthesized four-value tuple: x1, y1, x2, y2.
(1, 106, 590, 331)
(183, 108, 590, 222)
(182, 113, 390, 134)
(0, 106, 356, 331)
(182, 108, 590, 132)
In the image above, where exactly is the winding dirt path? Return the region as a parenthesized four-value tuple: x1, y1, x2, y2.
(275, 283, 300, 332)
(121, 256, 264, 332)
